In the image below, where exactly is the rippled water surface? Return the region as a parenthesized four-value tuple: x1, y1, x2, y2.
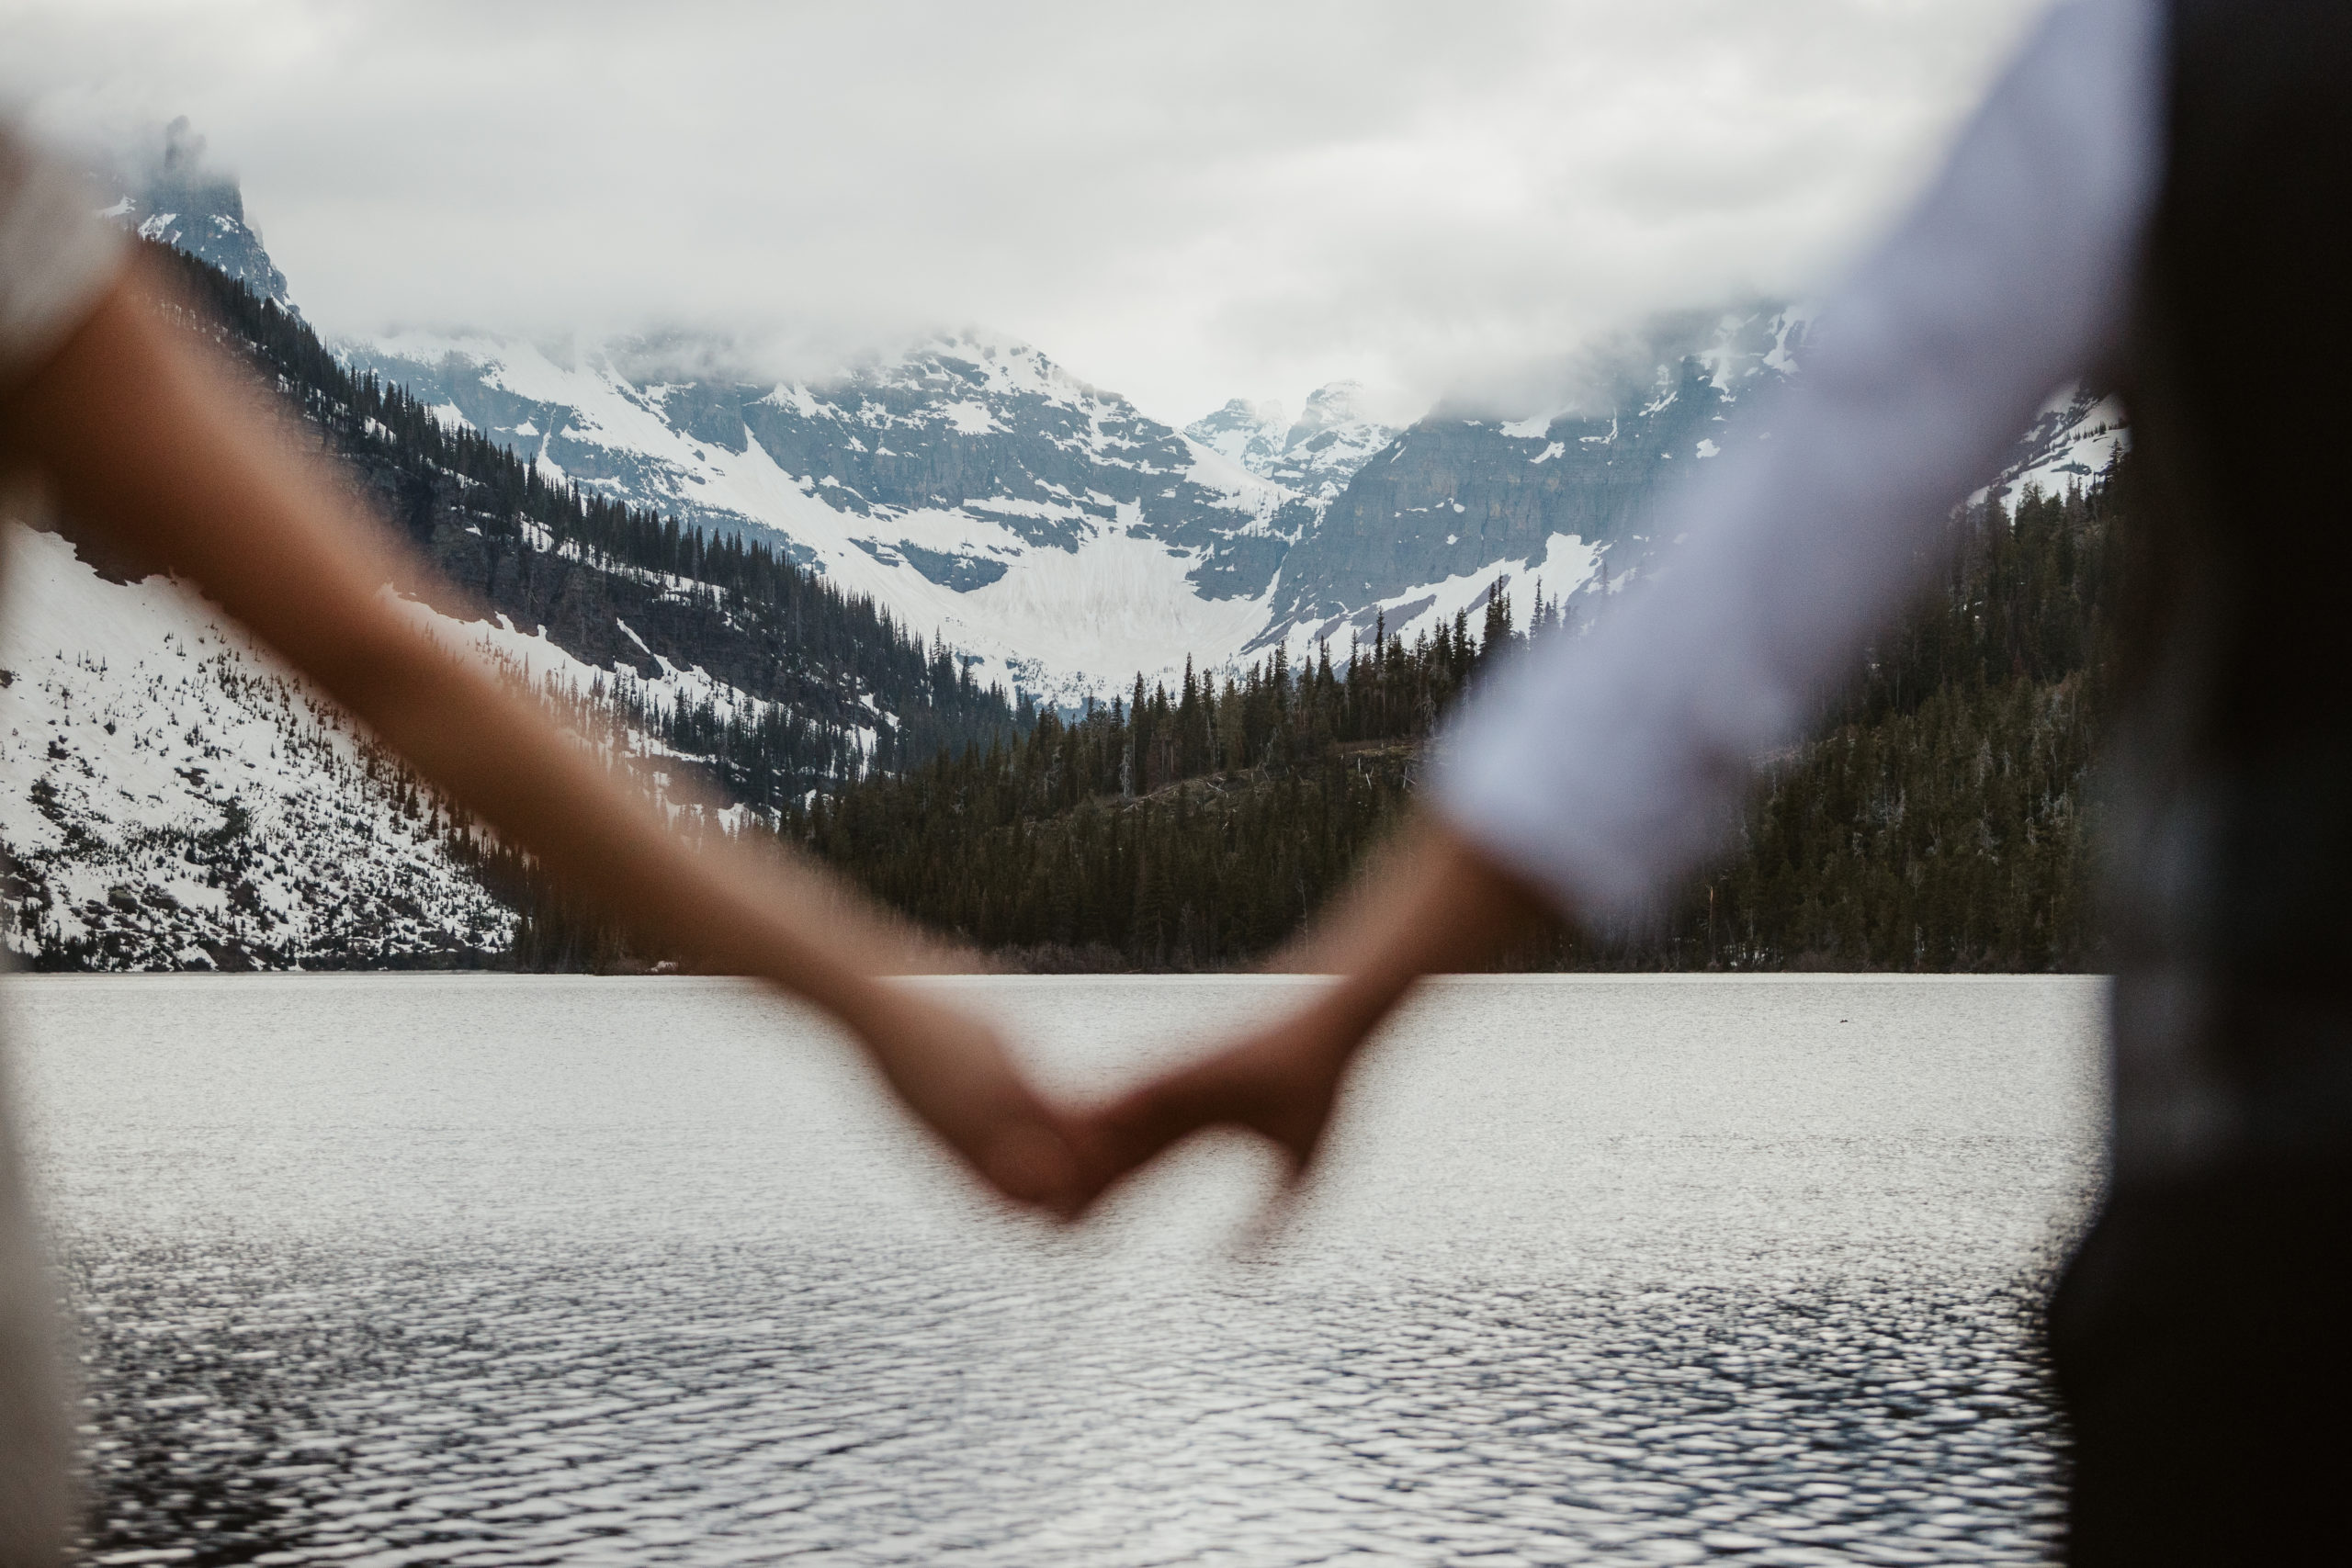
(10, 974, 2106, 1566)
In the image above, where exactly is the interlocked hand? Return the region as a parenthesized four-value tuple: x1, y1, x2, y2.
(852, 985, 1100, 1220)
(1060, 996, 1367, 1217)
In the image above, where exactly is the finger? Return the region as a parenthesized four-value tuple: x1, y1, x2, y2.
(1045, 1071, 1230, 1222)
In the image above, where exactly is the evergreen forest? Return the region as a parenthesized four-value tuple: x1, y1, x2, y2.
(784, 477, 2120, 973)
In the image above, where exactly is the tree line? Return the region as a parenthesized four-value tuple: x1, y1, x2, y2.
(147, 235, 2125, 974)
(783, 477, 2120, 972)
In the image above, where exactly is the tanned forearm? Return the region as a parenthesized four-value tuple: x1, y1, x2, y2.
(1270, 814, 1555, 1063)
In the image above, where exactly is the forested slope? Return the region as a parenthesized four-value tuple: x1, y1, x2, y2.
(791, 479, 2120, 972)
(3, 248, 1021, 969)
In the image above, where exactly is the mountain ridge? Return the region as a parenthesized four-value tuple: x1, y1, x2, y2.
(1, 240, 1017, 969)
(96, 157, 2130, 716)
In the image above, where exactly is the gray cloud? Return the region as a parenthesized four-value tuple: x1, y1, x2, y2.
(3, 0, 2049, 424)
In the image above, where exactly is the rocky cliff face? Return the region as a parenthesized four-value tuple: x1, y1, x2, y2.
(348, 333, 1317, 705)
(101, 117, 292, 309)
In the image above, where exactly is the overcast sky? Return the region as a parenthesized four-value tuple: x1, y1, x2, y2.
(5, 0, 2049, 426)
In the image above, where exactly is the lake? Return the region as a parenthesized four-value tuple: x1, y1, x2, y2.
(7, 973, 2107, 1566)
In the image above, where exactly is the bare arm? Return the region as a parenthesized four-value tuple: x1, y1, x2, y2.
(0, 265, 1087, 1215)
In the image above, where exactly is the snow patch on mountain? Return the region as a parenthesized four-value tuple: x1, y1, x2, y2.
(1979, 387, 2127, 503)
(385, 585, 883, 767)
(1262, 531, 1607, 668)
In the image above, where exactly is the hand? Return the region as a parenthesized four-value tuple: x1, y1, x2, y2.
(1069, 819, 1555, 1213)
(847, 983, 1093, 1220)
(1078, 994, 1363, 1211)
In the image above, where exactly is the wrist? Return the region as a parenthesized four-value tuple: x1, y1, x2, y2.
(771, 936, 897, 1044)
(1306, 966, 1415, 1069)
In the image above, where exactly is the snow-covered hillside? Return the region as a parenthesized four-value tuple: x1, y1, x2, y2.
(347, 332, 1316, 707)
(0, 515, 811, 971)
(0, 525, 504, 968)
(1984, 387, 2128, 503)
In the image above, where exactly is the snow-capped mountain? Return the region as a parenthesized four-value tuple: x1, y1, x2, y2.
(1183, 382, 1401, 501)
(1258, 309, 1814, 655)
(347, 333, 1318, 708)
(1184, 396, 1289, 475)
(1261, 310, 2132, 660)
(357, 299, 2127, 705)
(98, 117, 291, 310)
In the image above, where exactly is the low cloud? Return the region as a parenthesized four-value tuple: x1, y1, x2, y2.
(5, 0, 2049, 423)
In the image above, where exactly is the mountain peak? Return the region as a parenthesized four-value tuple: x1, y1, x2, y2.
(1183, 397, 1287, 473)
(99, 117, 292, 310)
(1184, 380, 1401, 501)
(1287, 379, 1369, 436)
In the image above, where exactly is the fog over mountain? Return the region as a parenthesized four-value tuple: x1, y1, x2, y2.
(5, 0, 2052, 424)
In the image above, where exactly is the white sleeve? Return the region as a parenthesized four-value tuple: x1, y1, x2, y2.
(1430, 0, 2166, 922)
(0, 126, 125, 392)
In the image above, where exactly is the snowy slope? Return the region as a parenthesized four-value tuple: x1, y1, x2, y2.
(1982, 387, 2128, 502)
(0, 525, 505, 968)
(0, 517, 804, 971)
(346, 332, 1314, 707)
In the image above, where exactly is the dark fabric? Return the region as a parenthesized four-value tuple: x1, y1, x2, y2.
(2020, 6, 2352, 1558)
(2101, 0, 2352, 1183)
(2050, 1162, 2352, 1565)
(2135, 0, 2352, 784)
